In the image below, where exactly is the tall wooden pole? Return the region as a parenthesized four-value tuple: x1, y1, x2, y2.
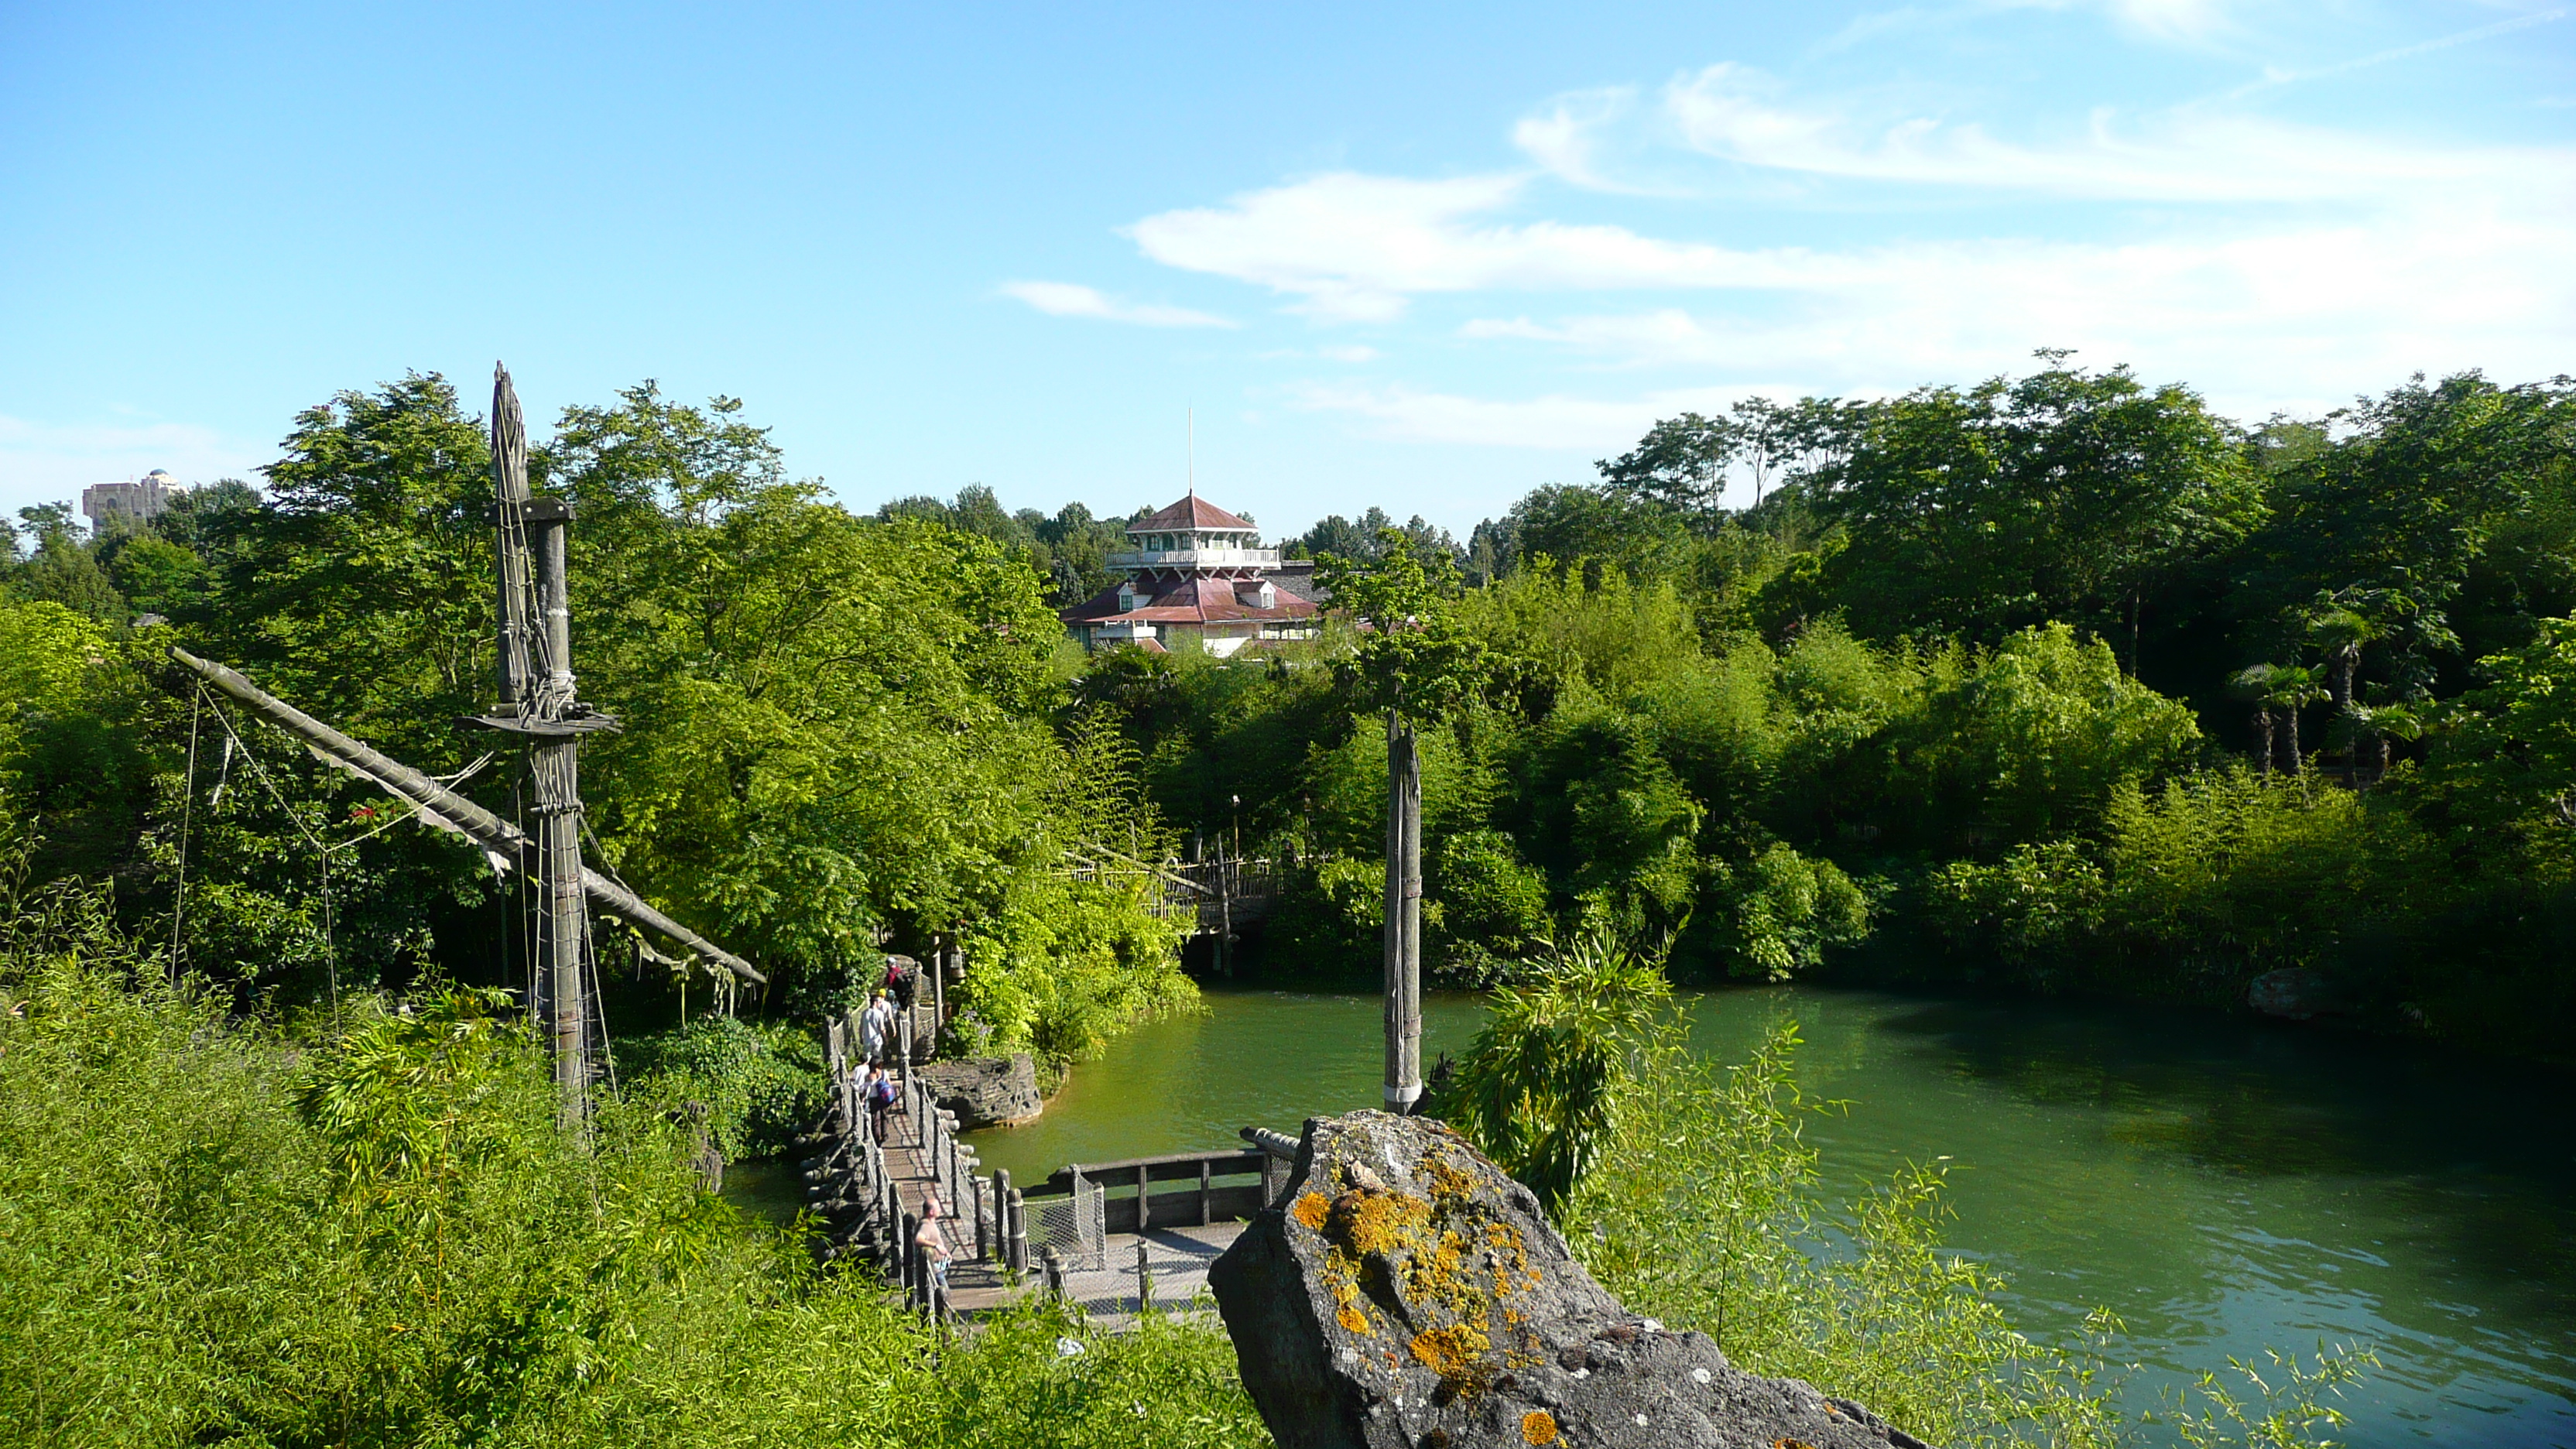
(1382, 713, 1423, 1112)
(491, 368, 535, 711)
(528, 501, 587, 1115)
(495, 362, 590, 1122)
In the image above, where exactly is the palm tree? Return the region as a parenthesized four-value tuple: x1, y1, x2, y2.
(2345, 700, 2426, 782)
(2230, 666, 2279, 774)
(2307, 591, 2390, 784)
(2233, 663, 2328, 778)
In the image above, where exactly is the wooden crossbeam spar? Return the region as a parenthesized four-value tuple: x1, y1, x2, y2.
(1060, 843, 1212, 896)
(167, 646, 766, 987)
(1239, 1125, 1302, 1162)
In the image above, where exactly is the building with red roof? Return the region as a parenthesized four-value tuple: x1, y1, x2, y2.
(1060, 492, 1323, 656)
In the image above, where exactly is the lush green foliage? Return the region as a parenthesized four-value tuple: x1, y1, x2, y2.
(1, 372, 1194, 1063)
(1434, 921, 1671, 1213)
(0, 859, 1262, 1449)
(622, 1015, 831, 1160)
(1080, 360, 2576, 1053)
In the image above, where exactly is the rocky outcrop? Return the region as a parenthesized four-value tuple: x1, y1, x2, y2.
(2248, 968, 2352, 1021)
(913, 1053, 1042, 1129)
(1209, 1111, 1929, 1449)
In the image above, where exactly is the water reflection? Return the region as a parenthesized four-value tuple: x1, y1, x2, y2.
(963, 984, 2576, 1446)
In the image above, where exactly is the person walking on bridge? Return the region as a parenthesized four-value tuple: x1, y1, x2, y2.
(865, 1062, 899, 1146)
(860, 989, 893, 1066)
(916, 1192, 954, 1292)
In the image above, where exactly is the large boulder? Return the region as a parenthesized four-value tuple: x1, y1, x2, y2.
(2247, 968, 2352, 1021)
(1210, 1111, 1929, 1449)
(913, 1053, 1043, 1129)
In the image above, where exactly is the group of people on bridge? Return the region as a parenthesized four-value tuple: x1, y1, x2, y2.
(853, 957, 954, 1291)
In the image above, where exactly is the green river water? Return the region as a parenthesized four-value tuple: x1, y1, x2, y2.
(964, 985, 2576, 1447)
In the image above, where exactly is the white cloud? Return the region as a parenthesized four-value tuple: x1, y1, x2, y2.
(1454, 200, 2575, 420)
(1127, 172, 1864, 320)
(999, 279, 1235, 328)
(1645, 63, 2549, 202)
(0, 414, 263, 520)
(2098, 0, 2237, 46)
(1508, 88, 1684, 197)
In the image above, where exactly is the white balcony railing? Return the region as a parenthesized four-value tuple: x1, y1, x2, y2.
(1108, 547, 1281, 570)
(1092, 621, 1159, 640)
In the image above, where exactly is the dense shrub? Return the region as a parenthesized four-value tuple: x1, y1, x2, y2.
(0, 861, 1262, 1448)
(622, 1015, 829, 1160)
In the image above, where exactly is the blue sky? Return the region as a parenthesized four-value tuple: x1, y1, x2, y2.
(2, 0, 2569, 537)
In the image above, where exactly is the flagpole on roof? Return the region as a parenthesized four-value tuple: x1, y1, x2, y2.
(1187, 406, 1194, 499)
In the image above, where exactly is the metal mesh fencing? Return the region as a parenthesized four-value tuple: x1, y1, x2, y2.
(1029, 1180, 1105, 1271)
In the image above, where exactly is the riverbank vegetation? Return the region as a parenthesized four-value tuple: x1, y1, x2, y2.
(1077, 361, 2576, 1057)
(1438, 924, 2376, 1449)
(3, 838, 2358, 1448)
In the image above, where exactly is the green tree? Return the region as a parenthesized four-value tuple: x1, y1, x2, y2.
(1314, 527, 1486, 721)
(13, 504, 125, 622)
(1801, 357, 2263, 656)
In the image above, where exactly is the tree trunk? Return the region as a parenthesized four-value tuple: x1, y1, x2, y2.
(2283, 705, 2304, 776)
(2252, 708, 2274, 776)
(2334, 649, 2359, 787)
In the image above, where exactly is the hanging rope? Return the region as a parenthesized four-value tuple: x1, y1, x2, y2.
(170, 687, 203, 985)
(204, 700, 351, 1021)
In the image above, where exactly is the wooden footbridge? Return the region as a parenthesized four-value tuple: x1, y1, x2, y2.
(803, 1005, 1305, 1324)
(804, 716, 1440, 1325)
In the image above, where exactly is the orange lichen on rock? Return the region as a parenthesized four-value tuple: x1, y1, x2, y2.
(1410, 1321, 1491, 1382)
(1335, 1189, 1431, 1255)
(1423, 1150, 1477, 1199)
(1292, 1192, 1331, 1230)
(1521, 1410, 1560, 1444)
(1330, 1278, 1375, 1336)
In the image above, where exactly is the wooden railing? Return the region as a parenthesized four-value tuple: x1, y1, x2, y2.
(1026, 1147, 1283, 1235)
(806, 1013, 1034, 1324)
(1060, 844, 1282, 936)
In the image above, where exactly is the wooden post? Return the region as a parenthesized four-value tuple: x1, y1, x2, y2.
(1007, 1187, 1029, 1275)
(1041, 1246, 1063, 1302)
(883, 1175, 901, 1276)
(1198, 1158, 1212, 1226)
(489, 364, 534, 711)
(1216, 843, 1231, 976)
(991, 1170, 1012, 1264)
(971, 1175, 987, 1262)
(169, 646, 760, 985)
(1136, 1240, 1153, 1314)
(929, 934, 946, 1053)
(1136, 1161, 1151, 1231)
(1382, 714, 1423, 1113)
(898, 1010, 913, 1070)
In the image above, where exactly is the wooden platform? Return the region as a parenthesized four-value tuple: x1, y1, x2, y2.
(944, 1221, 1249, 1321)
